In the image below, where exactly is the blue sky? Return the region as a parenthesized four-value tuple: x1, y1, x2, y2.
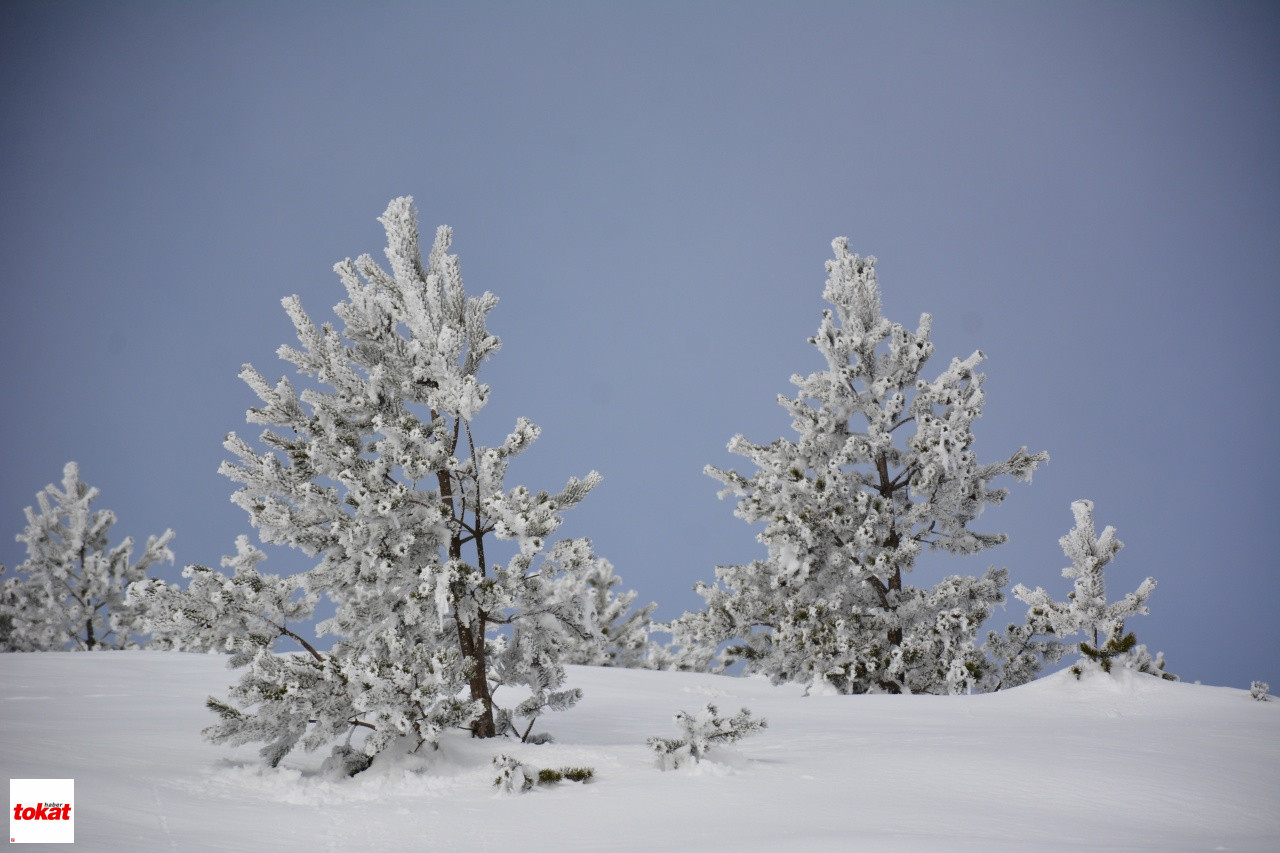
(2, 1, 1277, 688)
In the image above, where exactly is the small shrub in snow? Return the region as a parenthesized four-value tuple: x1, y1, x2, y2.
(535, 766, 594, 785)
(493, 754, 537, 793)
(1250, 681, 1270, 701)
(492, 755, 593, 793)
(535, 768, 563, 785)
(648, 704, 766, 770)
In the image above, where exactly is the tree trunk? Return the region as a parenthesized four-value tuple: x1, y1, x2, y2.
(437, 455, 497, 738)
(887, 565, 903, 647)
(876, 455, 906, 649)
(456, 616, 496, 737)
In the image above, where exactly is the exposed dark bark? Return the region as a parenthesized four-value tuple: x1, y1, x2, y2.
(455, 614, 495, 737)
(436, 432, 497, 739)
(278, 624, 325, 665)
(875, 453, 904, 691)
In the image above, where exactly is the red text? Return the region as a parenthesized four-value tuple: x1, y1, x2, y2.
(12, 803, 71, 821)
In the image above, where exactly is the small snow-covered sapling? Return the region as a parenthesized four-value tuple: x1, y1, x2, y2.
(648, 703, 766, 770)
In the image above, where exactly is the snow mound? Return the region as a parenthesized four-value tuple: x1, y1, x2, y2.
(2, 651, 1277, 852)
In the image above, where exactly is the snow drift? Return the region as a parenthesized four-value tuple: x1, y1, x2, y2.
(2, 652, 1276, 851)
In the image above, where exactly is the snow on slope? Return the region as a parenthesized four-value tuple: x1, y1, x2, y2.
(2, 652, 1276, 852)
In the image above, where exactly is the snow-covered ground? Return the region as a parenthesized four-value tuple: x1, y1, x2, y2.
(2, 652, 1276, 851)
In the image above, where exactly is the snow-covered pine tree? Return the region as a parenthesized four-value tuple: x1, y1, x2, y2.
(543, 551, 656, 668)
(674, 240, 1047, 694)
(647, 704, 767, 769)
(980, 600, 1071, 691)
(140, 535, 319, 660)
(1012, 499, 1173, 680)
(192, 197, 611, 766)
(0, 462, 174, 651)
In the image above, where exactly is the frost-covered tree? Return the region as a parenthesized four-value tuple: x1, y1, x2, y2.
(1012, 500, 1173, 680)
(674, 240, 1047, 694)
(0, 583, 15, 649)
(168, 197, 614, 767)
(0, 462, 174, 651)
(980, 601, 1071, 691)
(647, 704, 767, 769)
(544, 553, 656, 668)
(141, 535, 319, 661)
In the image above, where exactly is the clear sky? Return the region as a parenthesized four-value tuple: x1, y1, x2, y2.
(2, 1, 1276, 688)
